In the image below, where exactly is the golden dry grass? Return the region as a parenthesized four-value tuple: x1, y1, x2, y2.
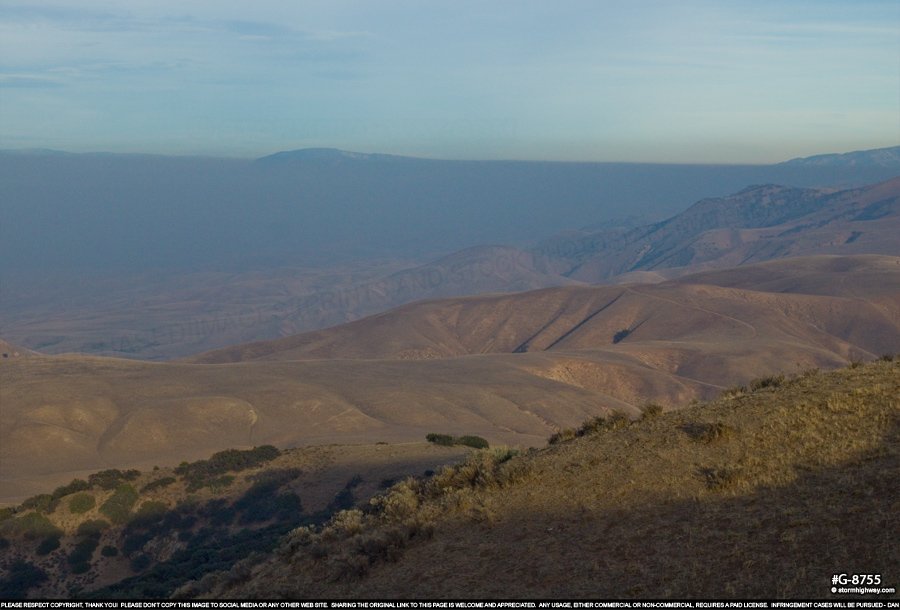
(192, 359, 899, 599)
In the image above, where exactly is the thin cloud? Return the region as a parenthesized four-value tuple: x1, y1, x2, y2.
(0, 74, 64, 88)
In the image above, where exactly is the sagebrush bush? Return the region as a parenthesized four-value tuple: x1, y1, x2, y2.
(577, 412, 630, 437)
(2, 512, 63, 540)
(51, 479, 90, 501)
(426, 433, 489, 448)
(89, 469, 140, 490)
(76, 519, 109, 538)
(69, 493, 96, 514)
(639, 403, 664, 420)
(425, 433, 454, 446)
(456, 435, 489, 449)
(99, 484, 139, 525)
(20, 494, 53, 513)
(548, 428, 577, 445)
(140, 476, 176, 493)
(749, 374, 785, 391)
(683, 422, 735, 444)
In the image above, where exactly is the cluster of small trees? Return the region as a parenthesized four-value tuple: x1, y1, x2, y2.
(425, 433, 489, 449)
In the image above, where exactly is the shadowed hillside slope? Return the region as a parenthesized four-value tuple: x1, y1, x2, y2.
(189, 359, 899, 599)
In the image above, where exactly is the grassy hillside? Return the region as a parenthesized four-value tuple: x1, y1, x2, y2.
(188, 358, 899, 599)
(0, 442, 471, 598)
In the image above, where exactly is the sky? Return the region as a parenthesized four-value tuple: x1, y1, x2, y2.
(0, 0, 898, 163)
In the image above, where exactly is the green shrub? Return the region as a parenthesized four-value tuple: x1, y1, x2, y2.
(425, 433, 454, 446)
(176, 446, 280, 491)
(51, 479, 90, 501)
(3, 512, 63, 540)
(89, 469, 141, 490)
(456, 435, 489, 449)
(187, 474, 234, 493)
(100, 484, 139, 524)
(0, 507, 13, 523)
(141, 476, 176, 493)
(426, 433, 489, 448)
(69, 493, 96, 514)
(20, 493, 53, 513)
(878, 353, 894, 362)
(129, 501, 168, 527)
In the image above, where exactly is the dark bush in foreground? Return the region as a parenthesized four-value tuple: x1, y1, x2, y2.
(0, 560, 47, 598)
(36, 535, 61, 556)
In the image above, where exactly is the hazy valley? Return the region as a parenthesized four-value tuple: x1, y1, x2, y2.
(3, 154, 899, 360)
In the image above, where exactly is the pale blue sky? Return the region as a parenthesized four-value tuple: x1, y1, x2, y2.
(1, 0, 898, 162)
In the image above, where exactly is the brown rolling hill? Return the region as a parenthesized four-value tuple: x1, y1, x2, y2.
(2, 255, 898, 504)
(191, 254, 900, 364)
(0, 339, 34, 359)
(187, 359, 900, 599)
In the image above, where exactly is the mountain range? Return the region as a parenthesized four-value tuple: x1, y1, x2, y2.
(3, 173, 899, 359)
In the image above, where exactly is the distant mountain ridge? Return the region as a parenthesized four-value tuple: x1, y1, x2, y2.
(255, 148, 412, 165)
(781, 145, 900, 168)
(532, 177, 900, 282)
